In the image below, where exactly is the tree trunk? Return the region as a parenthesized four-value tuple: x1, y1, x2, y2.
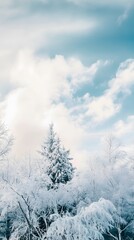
(118, 228, 122, 240)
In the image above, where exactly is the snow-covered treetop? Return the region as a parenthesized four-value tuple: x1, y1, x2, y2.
(39, 124, 74, 188)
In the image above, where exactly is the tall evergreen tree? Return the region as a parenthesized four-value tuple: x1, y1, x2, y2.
(40, 124, 74, 188)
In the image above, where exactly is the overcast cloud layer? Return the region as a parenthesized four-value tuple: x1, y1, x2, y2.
(0, 0, 134, 169)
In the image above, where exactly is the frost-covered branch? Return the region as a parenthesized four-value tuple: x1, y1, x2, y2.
(0, 122, 13, 160)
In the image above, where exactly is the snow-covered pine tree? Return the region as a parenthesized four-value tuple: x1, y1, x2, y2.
(40, 124, 74, 188)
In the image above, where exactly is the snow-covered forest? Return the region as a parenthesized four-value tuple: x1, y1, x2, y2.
(0, 122, 133, 240)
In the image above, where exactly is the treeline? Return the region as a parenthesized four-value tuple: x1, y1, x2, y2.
(0, 123, 134, 240)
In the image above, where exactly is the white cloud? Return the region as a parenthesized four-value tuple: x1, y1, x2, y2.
(70, 60, 107, 87)
(0, 50, 100, 160)
(0, 9, 97, 53)
(86, 95, 120, 122)
(67, 0, 133, 7)
(108, 59, 134, 96)
(85, 59, 134, 122)
(117, 6, 130, 25)
(114, 115, 134, 137)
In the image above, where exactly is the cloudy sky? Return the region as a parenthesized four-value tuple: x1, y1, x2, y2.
(0, 0, 134, 168)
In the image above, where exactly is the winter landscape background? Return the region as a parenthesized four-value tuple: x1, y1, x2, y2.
(0, 0, 134, 239)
